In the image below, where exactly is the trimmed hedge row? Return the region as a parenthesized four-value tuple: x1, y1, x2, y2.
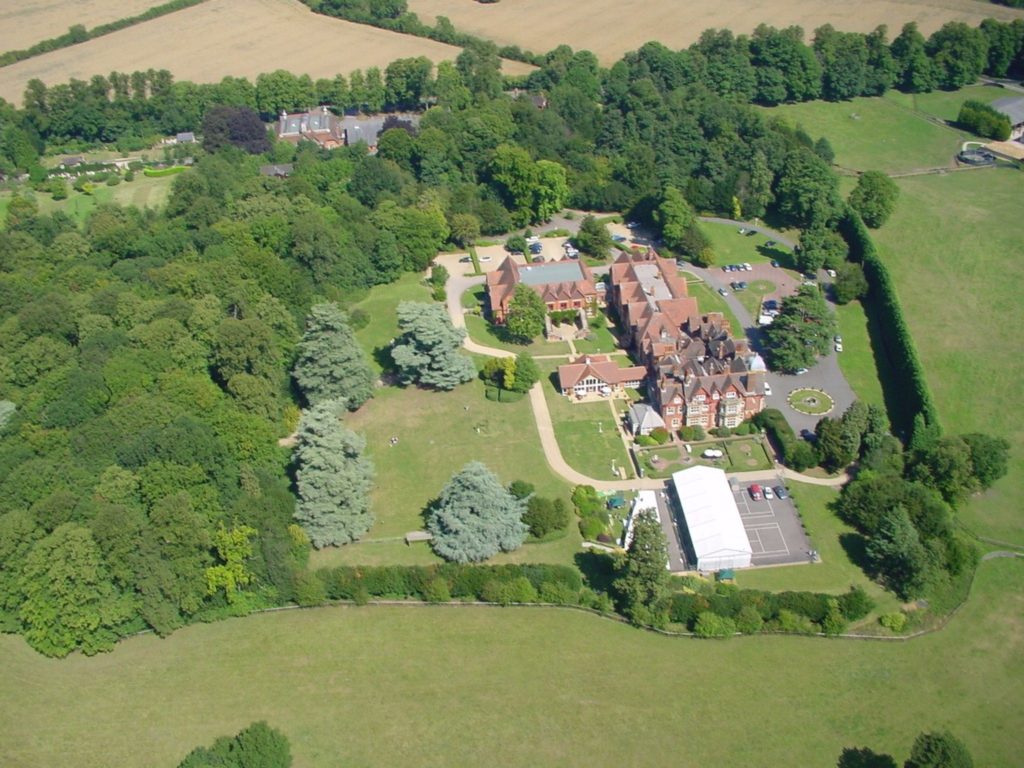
(752, 408, 816, 471)
(838, 207, 940, 443)
(669, 582, 874, 635)
(0, 0, 207, 67)
(312, 563, 601, 607)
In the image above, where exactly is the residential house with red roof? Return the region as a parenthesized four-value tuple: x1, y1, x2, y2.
(486, 257, 602, 323)
(557, 355, 647, 397)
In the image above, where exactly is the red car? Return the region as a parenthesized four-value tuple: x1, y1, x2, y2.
(749, 484, 763, 501)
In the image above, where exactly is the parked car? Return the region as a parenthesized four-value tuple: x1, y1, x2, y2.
(794, 367, 809, 375)
(744, 230, 756, 237)
(764, 486, 775, 500)
(749, 484, 763, 501)
(770, 259, 780, 267)
(737, 227, 748, 234)
(721, 265, 730, 272)
(718, 288, 728, 296)
(834, 342, 844, 353)
(763, 299, 778, 310)
(764, 383, 772, 396)
(774, 485, 789, 499)
(834, 334, 843, 344)
(532, 255, 544, 263)
(479, 255, 492, 262)
(626, 221, 640, 228)
(826, 268, 837, 278)
(458, 256, 472, 263)
(742, 263, 752, 271)
(612, 234, 627, 243)
(737, 281, 748, 290)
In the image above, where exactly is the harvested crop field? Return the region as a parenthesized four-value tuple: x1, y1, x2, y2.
(0, 0, 159, 53)
(408, 0, 1024, 64)
(0, 0, 533, 104)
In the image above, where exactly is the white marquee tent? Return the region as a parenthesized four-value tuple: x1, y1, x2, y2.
(671, 466, 752, 571)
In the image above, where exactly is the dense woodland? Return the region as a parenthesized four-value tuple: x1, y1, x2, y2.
(0, 16, 1017, 655)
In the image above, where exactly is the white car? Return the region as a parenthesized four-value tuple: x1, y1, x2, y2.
(764, 486, 775, 500)
(835, 342, 844, 353)
(764, 383, 772, 396)
(743, 263, 752, 271)
(826, 268, 837, 278)
(478, 255, 492, 263)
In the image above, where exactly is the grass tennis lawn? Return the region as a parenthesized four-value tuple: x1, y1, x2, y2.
(870, 167, 1024, 545)
(2, 559, 1020, 768)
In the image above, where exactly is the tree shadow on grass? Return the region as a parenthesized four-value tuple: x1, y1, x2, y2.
(574, 550, 618, 594)
(839, 531, 875, 578)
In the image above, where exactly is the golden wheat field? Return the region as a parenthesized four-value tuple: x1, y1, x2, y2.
(409, 0, 1024, 64)
(0, 0, 533, 104)
(0, 0, 160, 53)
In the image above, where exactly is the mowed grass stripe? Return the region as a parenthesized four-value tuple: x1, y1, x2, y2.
(1, 559, 1021, 767)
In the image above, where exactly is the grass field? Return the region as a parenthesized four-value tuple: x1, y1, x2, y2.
(0, 174, 174, 227)
(0, 0, 533, 104)
(885, 83, 1013, 123)
(766, 95, 969, 174)
(539, 362, 634, 480)
(406, 0, 1023, 65)
(0, 0, 160, 53)
(2, 558, 1020, 768)
(869, 167, 1024, 545)
(834, 300, 886, 410)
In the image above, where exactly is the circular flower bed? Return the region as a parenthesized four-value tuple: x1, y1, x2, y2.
(788, 388, 834, 415)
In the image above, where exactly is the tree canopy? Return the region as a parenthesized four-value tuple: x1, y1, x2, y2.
(292, 400, 374, 548)
(505, 284, 547, 342)
(391, 302, 476, 390)
(761, 285, 837, 372)
(292, 303, 375, 409)
(427, 462, 528, 562)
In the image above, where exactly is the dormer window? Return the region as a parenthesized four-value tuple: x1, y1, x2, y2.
(726, 391, 736, 399)
(712, 392, 720, 400)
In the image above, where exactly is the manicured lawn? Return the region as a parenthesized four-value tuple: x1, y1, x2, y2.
(870, 168, 1024, 545)
(885, 84, 1010, 124)
(702, 220, 792, 267)
(722, 437, 773, 471)
(540, 367, 634, 480)
(2, 559, 1020, 767)
(739, 483, 900, 617)
(834, 300, 886, 410)
(764, 94, 967, 174)
(636, 436, 772, 477)
(572, 318, 619, 354)
(464, 312, 571, 356)
(788, 388, 835, 416)
(350, 273, 433, 374)
(328, 381, 571, 544)
(681, 272, 743, 332)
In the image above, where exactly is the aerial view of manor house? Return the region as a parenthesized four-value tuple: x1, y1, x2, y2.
(0, 0, 1021, 766)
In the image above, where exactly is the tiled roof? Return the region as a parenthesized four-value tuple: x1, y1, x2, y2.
(558, 355, 646, 390)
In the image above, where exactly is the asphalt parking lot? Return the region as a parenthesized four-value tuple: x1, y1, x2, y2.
(729, 477, 813, 567)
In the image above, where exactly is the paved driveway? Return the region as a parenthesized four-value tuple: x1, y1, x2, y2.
(687, 261, 856, 437)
